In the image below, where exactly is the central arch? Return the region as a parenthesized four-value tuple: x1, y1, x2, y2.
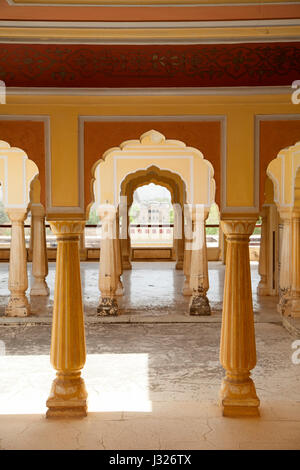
(120, 165, 188, 269)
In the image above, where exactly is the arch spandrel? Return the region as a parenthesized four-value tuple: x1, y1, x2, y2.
(0, 140, 39, 209)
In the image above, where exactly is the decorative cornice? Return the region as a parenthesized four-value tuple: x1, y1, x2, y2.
(5, 85, 292, 96)
(0, 21, 300, 45)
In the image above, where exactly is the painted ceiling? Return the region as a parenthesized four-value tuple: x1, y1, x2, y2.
(0, 42, 299, 88)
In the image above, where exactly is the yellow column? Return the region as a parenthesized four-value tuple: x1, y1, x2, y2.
(257, 207, 269, 296)
(30, 203, 49, 296)
(219, 217, 260, 417)
(290, 210, 300, 317)
(189, 206, 211, 316)
(98, 205, 119, 315)
(46, 220, 87, 418)
(5, 209, 30, 317)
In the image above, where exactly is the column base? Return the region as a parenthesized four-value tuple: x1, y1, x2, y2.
(189, 290, 211, 316)
(5, 296, 30, 317)
(219, 376, 260, 417)
(30, 279, 50, 296)
(46, 372, 87, 418)
(97, 297, 119, 316)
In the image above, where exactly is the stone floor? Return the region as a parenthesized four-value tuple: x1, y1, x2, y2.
(0, 261, 299, 450)
(0, 261, 280, 323)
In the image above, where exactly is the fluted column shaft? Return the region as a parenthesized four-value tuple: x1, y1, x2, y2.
(98, 205, 119, 315)
(278, 211, 292, 313)
(174, 204, 184, 270)
(46, 220, 87, 418)
(183, 205, 193, 295)
(219, 218, 260, 417)
(189, 206, 211, 316)
(257, 207, 268, 296)
(5, 209, 30, 317)
(115, 207, 124, 296)
(30, 203, 49, 296)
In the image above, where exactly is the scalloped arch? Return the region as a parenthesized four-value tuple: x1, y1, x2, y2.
(267, 140, 300, 208)
(89, 130, 215, 214)
(0, 139, 39, 209)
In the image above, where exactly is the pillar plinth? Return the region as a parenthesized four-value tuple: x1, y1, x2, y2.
(219, 218, 260, 417)
(46, 220, 87, 418)
(189, 207, 211, 316)
(98, 205, 119, 316)
(5, 209, 30, 317)
(30, 203, 49, 296)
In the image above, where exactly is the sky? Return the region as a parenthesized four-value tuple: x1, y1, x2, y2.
(133, 183, 171, 203)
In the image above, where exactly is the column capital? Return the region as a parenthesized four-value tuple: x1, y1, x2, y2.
(30, 203, 45, 218)
(221, 218, 256, 237)
(49, 220, 85, 238)
(6, 208, 27, 223)
(97, 204, 117, 220)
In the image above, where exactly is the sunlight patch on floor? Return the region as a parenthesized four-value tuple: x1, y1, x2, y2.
(0, 353, 152, 415)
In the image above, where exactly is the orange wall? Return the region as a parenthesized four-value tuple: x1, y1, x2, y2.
(0, 121, 46, 206)
(1, 0, 300, 21)
(260, 120, 300, 207)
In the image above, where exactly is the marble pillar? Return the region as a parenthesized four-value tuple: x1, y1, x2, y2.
(189, 206, 211, 316)
(46, 220, 87, 418)
(257, 207, 269, 296)
(174, 204, 184, 270)
(219, 218, 260, 417)
(115, 207, 124, 296)
(98, 205, 119, 315)
(121, 210, 132, 270)
(30, 203, 49, 296)
(278, 210, 292, 314)
(182, 206, 193, 296)
(290, 210, 300, 317)
(5, 209, 30, 317)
